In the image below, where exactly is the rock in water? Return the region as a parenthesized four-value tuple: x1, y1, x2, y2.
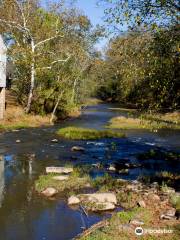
(71, 146, 85, 152)
(52, 175, 69, 181)
(79, 193, 117, 204)
(108, 165, 116, 171)
(41, 187, 58, 197)
(46, 166, 73, 174)
(68, 196, 80, 205)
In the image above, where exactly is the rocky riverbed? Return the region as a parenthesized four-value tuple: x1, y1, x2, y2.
(0, 103, 180, 240)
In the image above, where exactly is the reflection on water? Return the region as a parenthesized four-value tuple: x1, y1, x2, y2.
(0, 155, 4, 208)
(0, 103, 179, 240)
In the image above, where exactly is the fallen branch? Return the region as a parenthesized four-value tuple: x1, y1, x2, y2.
(74, 219, 109, 239)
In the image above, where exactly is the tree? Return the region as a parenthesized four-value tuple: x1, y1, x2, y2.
(0, 1, 100, 118)
(0, 0, 71, 112)
(99, 0, 179, 31)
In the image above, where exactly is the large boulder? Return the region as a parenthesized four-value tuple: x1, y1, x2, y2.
(41, 187, 58, 197)
(46, 166, 73, 174)
(68, 196, 81, 205)
(78, 193, 117, 204)
(71, 146, 85, 152)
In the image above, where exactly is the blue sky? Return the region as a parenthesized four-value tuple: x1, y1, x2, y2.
(76, 0, 107, 50)
(42, 0, 107, 50)
(76, 0, 104, 27)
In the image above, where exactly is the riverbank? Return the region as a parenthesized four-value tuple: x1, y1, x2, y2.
(107, 111, 180, 130)
(0, 105, 81, 131)
(0, 102, 180, 240)
(34, 167, 180, 240)
(0, 106, 50, 130)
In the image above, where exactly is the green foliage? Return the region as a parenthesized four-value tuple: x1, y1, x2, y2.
(170, 194, 180, 210)
(94, 25, 180, 111)
(100, 0, 179, 30)
(0, 0, 102, 118)
(57, 127, 125, 140)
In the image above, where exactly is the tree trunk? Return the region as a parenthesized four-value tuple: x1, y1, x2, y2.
(71, 78, 77, 104)
(50, 97, 60, 124)
(26, 39, 35, 113)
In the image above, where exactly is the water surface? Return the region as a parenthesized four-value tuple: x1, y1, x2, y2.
(0, 103, 179, 240)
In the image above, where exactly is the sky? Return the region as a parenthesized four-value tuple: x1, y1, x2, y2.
(76, 0, 104, 27)
(42, 0, 108, 50)
(76, 0, 107, 50)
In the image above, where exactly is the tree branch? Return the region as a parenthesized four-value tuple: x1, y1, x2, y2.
(36, 55, 71, 70)
(34, 34, 64, 49)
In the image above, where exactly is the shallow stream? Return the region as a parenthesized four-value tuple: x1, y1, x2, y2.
(0, 103, 179, 240)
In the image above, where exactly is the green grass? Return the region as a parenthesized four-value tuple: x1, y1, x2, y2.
(80, 208, 154, 240)
(0, 123, 29, 131)
(57, 127, 125, 140)
(35, 171, 91, 193)
(170, 194, 180, 210)
(117, 207, 151, 224)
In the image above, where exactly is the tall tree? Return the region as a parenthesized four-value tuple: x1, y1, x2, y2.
(0, 0, 70, 112)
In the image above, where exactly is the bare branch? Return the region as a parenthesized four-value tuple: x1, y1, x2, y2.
(34, 35, 64, 49)
(36, 55, 71, 70)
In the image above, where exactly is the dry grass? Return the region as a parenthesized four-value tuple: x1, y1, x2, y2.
(0, 106, 50, 130)
(107, 116, 149, 129)
(107, 113, 180, 130)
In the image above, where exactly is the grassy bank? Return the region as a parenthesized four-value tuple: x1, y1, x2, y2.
(57, 127, 125, 140)
(79, 207, 180, 240)
(78, 176, 180, 240)
(35, 166, 92, 194)
(107, 111, 180, 130)
(0, 106, 50, 131)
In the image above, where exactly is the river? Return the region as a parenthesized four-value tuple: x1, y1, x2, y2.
(0, 103, 179, 240)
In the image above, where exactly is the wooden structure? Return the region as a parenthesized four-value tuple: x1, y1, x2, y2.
(0, 35, 6, 119)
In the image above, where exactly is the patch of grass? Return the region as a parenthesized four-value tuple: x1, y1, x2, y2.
(117, 191, 139, 209)
(170, 194, 180, 210)
(57, 127, 125, 140)
(137, 149, 180, 161)
(117, 207, 152, 224)
(0, 106, 50, 131)
(0, 123, 30, 130)
(35, 172, 91, 193)
(92, 174, 127, 192)
(107, 113, 180, 130)
(142, 112, 180, 125)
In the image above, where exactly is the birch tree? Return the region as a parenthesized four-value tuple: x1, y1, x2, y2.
(0, 0, 70, 112)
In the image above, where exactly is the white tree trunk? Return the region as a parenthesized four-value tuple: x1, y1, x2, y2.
(50, 96, 61, 124)
(71, 78, 77, 104)
(26, 39, 35, 113)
